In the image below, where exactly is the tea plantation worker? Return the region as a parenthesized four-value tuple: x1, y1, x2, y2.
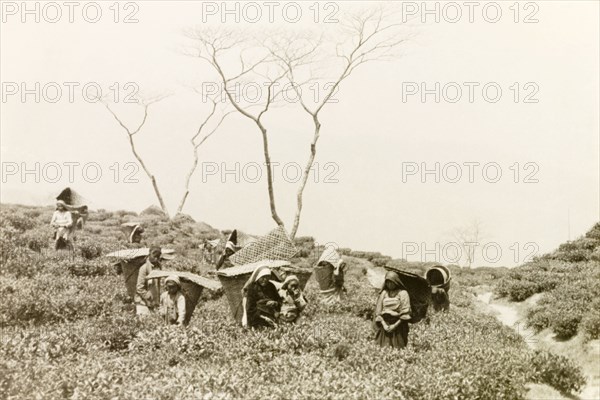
(242, 266, 282, 328)
(373, 270, 411, 349)
(50, 200, 73, 250)
(431, 287, 450, 312)
(425, 266, 451, 312)
(135, 246, 162, 315)
(314, 247, 347, 304)
(159, 275, 186, 326)
(206, 238, 221, 264)
(74, 205, 88, 229)
(278, 274, 308, 323)
(216, 241, 236, 270)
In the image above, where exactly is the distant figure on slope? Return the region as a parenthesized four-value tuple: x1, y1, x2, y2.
(373, 270, 411, 349)
(202, 238, 220, 265)
(216, 241, 236, 270)
(74, 205, 88, 229)
(55, 187, 88, 239)
(242, 266, 282, 328)
(121, 222, 144, 244)
(314, 247, 347, 304)
(135, 246, 162, 316)
(50, 200, 73, 250)
(159, 275, 186, 326)
(425, 265, 451, 312)
(278, 274, 307, 323)
(216, 230, 241, 270)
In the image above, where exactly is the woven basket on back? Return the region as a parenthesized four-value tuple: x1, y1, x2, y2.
(384, 266, 432, 324)
(217, 260, 312, 323)
(425, 265, 452, 292)
(120, 257, 147, 301)
(147, 270, 221, 325)
(106, 248, 176, 302)
(314, 263, 334, 291)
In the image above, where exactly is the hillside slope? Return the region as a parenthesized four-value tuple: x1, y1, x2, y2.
(0, 204, 589, 399)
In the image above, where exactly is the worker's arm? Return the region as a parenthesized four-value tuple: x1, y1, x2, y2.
(399, 290, 412, 321)
(136, 263, 152, 304)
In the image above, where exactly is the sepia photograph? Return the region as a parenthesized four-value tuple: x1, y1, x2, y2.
(1, 1, 599, 399)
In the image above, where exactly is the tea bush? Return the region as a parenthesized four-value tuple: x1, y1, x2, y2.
(495, 223, 600, 340)
(529, 350, 586, 393)
(0, 274, 123, 327)
(524, 266, 600, 339)
(19, 226, 53, 252)
(0, 208, 37, 231)
(0, 204, 590, 399)
(580, 305, 600, 341)
(78, 238, 104, 260)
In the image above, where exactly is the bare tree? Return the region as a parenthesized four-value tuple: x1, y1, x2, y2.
(185, 7, 409, 235)
(271, 8, 409, 238)
(451, 219, 485, 268)
(184, 28, 305, 227)
(102, 96, 171, 217)
(103, 93, 231, 218)
(177, 94, 233, 214)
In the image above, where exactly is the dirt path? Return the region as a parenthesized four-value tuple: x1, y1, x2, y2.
(475, 290, 600, 400)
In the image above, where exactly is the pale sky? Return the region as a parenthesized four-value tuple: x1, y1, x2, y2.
(1, 1, 599, 266)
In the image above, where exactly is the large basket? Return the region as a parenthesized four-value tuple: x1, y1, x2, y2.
(425, 265, 451, 292)
(120, 257, 147, 300)
(147, 270, 221, 324)
(217, 260, 312, 323)
(314, 263, 334, 291)
(106, 248, 175, 260)
(384, 266, 431, 324)
(107, 248, 176, 302)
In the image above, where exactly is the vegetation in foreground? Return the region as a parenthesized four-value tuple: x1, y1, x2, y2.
(0, 204, 587, 399)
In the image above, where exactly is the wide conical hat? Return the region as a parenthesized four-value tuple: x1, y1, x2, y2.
(56, 187, 85, 206)
(146, 270, 221, 291)
(105, 247, 175, 261)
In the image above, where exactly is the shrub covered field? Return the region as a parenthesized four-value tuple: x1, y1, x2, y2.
(0, 204, 588, 399)
(495, 223, 600, 341)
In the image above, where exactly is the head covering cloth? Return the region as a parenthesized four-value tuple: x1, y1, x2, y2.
(281, 274, 299, 290)
(241, 265, 273, 295)
(240, 265, 276, 328)
(165, 275, 181, 288)
(381, 270, 406, 291)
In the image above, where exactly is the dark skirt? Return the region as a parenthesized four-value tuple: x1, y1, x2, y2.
(375, 315, 409, 349)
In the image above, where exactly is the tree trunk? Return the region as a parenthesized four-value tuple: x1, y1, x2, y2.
(177, 146, 199, 214)
(259, 123, 285, 227)
(128, 134, 170, 218)
(290, 117, 321, 239)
